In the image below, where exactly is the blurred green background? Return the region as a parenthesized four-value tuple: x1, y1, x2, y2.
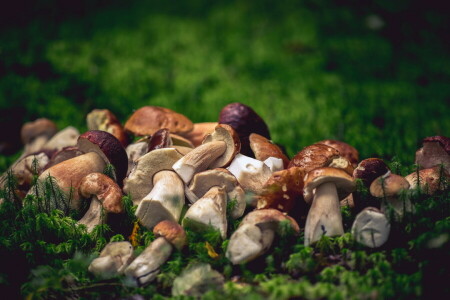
(0, 0, 449, 168)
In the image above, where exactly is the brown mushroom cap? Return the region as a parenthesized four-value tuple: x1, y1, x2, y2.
(21, 118, 58, 145)
(153, 220, 187, 250)
(219, 103, 270, 156)
(45, 146, 83, 170)
(86, 109, 129, 147)
(79, 172, 123, 213)
(148, 128, 172, 151)
(189, 168, 238, 198)
(256, 167, 306, 212)
(369, 172, 410, 198)
(353, 158, 390, 188)
(405, 167, 449, 195)
(415, 136, 450, 172)
(124, 106, 193, 136)
(303, 167, 356, 204)
(202, 124, 241, 168)
(288, 144, 340, 172)
(316, 140, 359, 167)
(249, 133, 289, 168)
(422, 136, 450, 154)
(77, 130, 128, 186)
(240, 209, 300, 233)
(181, 122, 218, 147)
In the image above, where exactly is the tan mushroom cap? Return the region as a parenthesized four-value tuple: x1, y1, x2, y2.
(288, 144, 340, 172)
(153, 220, 187, 250)
(202, 124, 241, 168)
(249, 133, 289, 168)
(123, 148, 183, 205)
(79, 173, 123, 213)
(124, 106, 193, 136)
(303, 167, 356, 204)
(181, 122, 218, 147)
(256, 167, 305, 212)
(316, 140, 359, 167)
(405, 167, 449, 195)
(241, 209, 300, 233)
(369, 172, 410, 198)
(189, 168, 238, 198)
(86, 109, 128, 147)
(21, 118, 58, 145)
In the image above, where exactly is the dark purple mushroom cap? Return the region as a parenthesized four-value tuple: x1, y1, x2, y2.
(148, 128, 172, 152)
(77, 130, 128, 186)
(219, 103, 270, 156)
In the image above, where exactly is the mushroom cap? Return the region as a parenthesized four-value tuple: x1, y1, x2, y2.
(422, 136, 450, 154)
(328, 156, 354, 176)
(256, 167, 306, 212)
(369, 172, 410, 198)
(45, 146, 83, 169)
(249, 133, 289, 168)
(170, 133, 194, 148)
(77, 130, 128, 186)
(316, 140, 359, 167)
(202, 124, 241, 168)
(21, 118, 58, 145)
(288, 144, 340, 171)
(79, 172, 123, 213)
(86, 109, 129, 147)
(148, 128, 172, 151)
(181, 122, 218, 147)
(42, 126, 80, 151)
(405, 167, 449, 195)
(189, 168, 238, 198)
(303, 167, 356, 204)
(353, 158, 390, 188)
(415, 136, 450, 172)
(123, 148, 183, 205)
(219, 102, 270, 156)
(153, 220, 187, 250)
(124, 106, 193, 136)
(240, 208, 300, 233)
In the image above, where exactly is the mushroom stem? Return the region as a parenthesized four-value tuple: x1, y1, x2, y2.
(304, 181, 344, 246)
(172, 141, 226, 183)
(136, 170, 184, 229)
(78, 196, 104, 232)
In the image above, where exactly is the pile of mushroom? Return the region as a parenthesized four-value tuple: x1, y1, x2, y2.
(1, 102, 449, 288)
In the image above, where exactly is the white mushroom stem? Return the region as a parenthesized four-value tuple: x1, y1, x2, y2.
(172, 141, 226, 184)
(136, 170, 184, 229)
(78, 196, 104, 232)
(304, 181, 344, 246)
(124, 237, 173, 286)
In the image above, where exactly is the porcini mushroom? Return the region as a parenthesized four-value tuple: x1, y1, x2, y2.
(353, 158, 390, 188)
(316, 139, 359, 167)
(249, 133, 289, 168)
(172, 124, 240, 184)
(415, 136, 450, 173)
(87, 109, 128, 147)
(21, 118, 58, 156)
(405, 166, 449, 195)
(181, 122, 218, 147)
(77, 172, 123, 232)
(42, 126, 80, 152)
(88, 241, 134, 277)
(303, 167, 355, 246)
(351, 207, 390, 248)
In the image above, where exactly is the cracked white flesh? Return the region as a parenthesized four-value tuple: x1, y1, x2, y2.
(124, 237, 172, 286)
(77, 196, 104, 233)
(227, 154, 272, 194)
(226, 223, 275, 264)
(351, 209, 390, 248)
(304, 181, 344, 246)
(264, 157, 284, 172)
(136, 170, 184, 230)
(172, 141, 226, 184)
(182, 186, 227, 239)
(88, 241, 134, 276)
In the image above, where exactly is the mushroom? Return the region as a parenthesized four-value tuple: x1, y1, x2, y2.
(370, 172, 411, 219)
(415, 136, 450, 173)
(125, 139, 149, 175)
(42, 126, 80, 152)
(21, 118, 58, 156)
(249, 133, 289, 168)
(405, 166, 449, 195)
(124, 148, 183, 205)
(288, 144, 339, 171)
(351, 207, 390, 248)
(77, 173, 123, 232)
(88, 241, 134, 277)
(316, 139, 359, 167)
(172, 124, 240, 184)
(226, 209, 299, 264)
(219, 102, 270, 157)
(181, 122, 218, 147)
(182, 186, 228, 239)
(353, 158, 390, 188)
(303, 167, 355, 246)
(189, 168, 246, 219)
(124, 106, 193, 136)
(86, 109, 129, 147)
(263, 157, 285, 173)
(45, 146, 83, 170)
(124, 220, 186, 286)
(148, 128, 172, 151)
(172, 263, 224, 297)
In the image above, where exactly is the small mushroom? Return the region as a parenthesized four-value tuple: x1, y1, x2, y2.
(316, 140, 359, 167)
(226, 209, 299, 264)
(88, 241, 134, 277)
(370, 172, 411, 219)
(21, 118, 58, 156)
(405, 167, 449, 195)
(124, 148, 183, 205)
(172, 124, 240, 184)
(77, 173, 124, 232)
(249, 133, 289, 168)
(303, 167, 355, 246)
(124, 220, 186, 286)
(86, 109, 129, 147)
(181, 122, 218, 147)
(172, 263, 224, 297)
(415, 136, 450, 173)
(351, 207, 390, 248)
(353, 158, 390, 188)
